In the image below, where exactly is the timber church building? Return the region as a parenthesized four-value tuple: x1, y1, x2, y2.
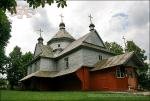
(20, 15, 143, 91)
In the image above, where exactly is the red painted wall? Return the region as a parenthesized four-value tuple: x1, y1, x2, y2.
(76, 66, 90, 90)
(90, 66, 138, 91)
(23, 66, 138, 91)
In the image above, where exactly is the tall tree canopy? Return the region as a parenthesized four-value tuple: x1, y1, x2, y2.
(0, 9, 11, 74)
(7, 46, 22, 89)
(105, 41, 124, 55)
(27, 0, 67, 8)
(126, 41, 147, 62)
(7, 46, 33, 89)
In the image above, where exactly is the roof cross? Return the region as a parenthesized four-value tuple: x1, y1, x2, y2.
(122, 36, 127, 52)
(37, 28, 43, 37)
(89, 14, 93, 23)
(60, 14, 64, 22)
(122, 36, 126, 46)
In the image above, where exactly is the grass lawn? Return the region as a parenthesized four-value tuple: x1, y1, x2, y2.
(0, 90, 150, 101)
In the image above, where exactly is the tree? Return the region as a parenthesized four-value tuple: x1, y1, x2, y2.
(7, 46, 22, 89)
(105, 41, 124, 55)
(6, 46, 33, 89)
(0, 48, 8, 74)
(0, 8, 11, 74)
(126, 41, 147, 62)
(0, 78, 8, 89)
(27, 0, 67, 8)
(0, 0, 17, 14)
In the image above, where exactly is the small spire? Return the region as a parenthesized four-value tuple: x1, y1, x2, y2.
(89, 14, 93, 24)
(122, 36, 127, 52)
(59, 14, 65, 30)
(37, 28, 43, 37)
(88, 14, 95, 31)
(60, 14, 64, 23)
(37, 28, 44, 44)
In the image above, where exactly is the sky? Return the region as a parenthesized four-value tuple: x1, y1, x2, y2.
(6, 0, 149, 62)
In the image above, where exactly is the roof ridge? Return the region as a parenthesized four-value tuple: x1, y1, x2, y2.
(56, 33, 91, 56)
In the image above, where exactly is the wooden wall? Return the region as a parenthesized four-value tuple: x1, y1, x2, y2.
(90, 66, 138, 91)
(23, 66, 138, 91)
(76, 66, 90, 90)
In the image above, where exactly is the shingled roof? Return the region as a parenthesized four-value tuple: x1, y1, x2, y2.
(47, 22, 75, 44)
(52, 30, 75, 40)
(91, 52, 144, 71)
(34, 45, 54, 58)
(20, 66, 81, 81)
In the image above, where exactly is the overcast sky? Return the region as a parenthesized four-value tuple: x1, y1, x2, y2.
(6, 0, 149, 62)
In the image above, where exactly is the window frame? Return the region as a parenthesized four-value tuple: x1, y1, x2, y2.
(116, 67, 125, 78)
(58, 44, 60, 47)
(99, 55, 102, 60)
(64, 57, 69, 69)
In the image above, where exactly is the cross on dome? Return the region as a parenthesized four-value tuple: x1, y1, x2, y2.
(89, 14, 93, 24)
(122, 36, 128, 52)
(88, 14, 95, 31)
(122, 36, 126, 46)
(60, 14, 64, 22)
(37, 28, 43, 37)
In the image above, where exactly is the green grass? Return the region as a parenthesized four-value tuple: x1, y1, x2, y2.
(0, 90, 149, 101)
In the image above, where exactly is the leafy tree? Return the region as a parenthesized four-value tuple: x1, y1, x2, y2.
(0, 0, 17, 14)
(27, 0, 67, 8)
(105, 41, 124, 55)
(126, 41, 147, 62)
(0, 8, 11, 74)
(6, 46, 33, 89)
(0, 48, 8, 74)
(7, 46, 22, 89)
(0, 78, 8, 89)
(0, 0, 16, 74)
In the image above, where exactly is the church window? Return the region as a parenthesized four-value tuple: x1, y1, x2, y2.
(58, 44, 60, 47)
(99, 55, 102, 60)
(116, 67, 125, 78)
(64, 57, 69, 69)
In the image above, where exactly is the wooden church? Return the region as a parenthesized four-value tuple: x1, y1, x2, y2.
(20, 15, 144, 91)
